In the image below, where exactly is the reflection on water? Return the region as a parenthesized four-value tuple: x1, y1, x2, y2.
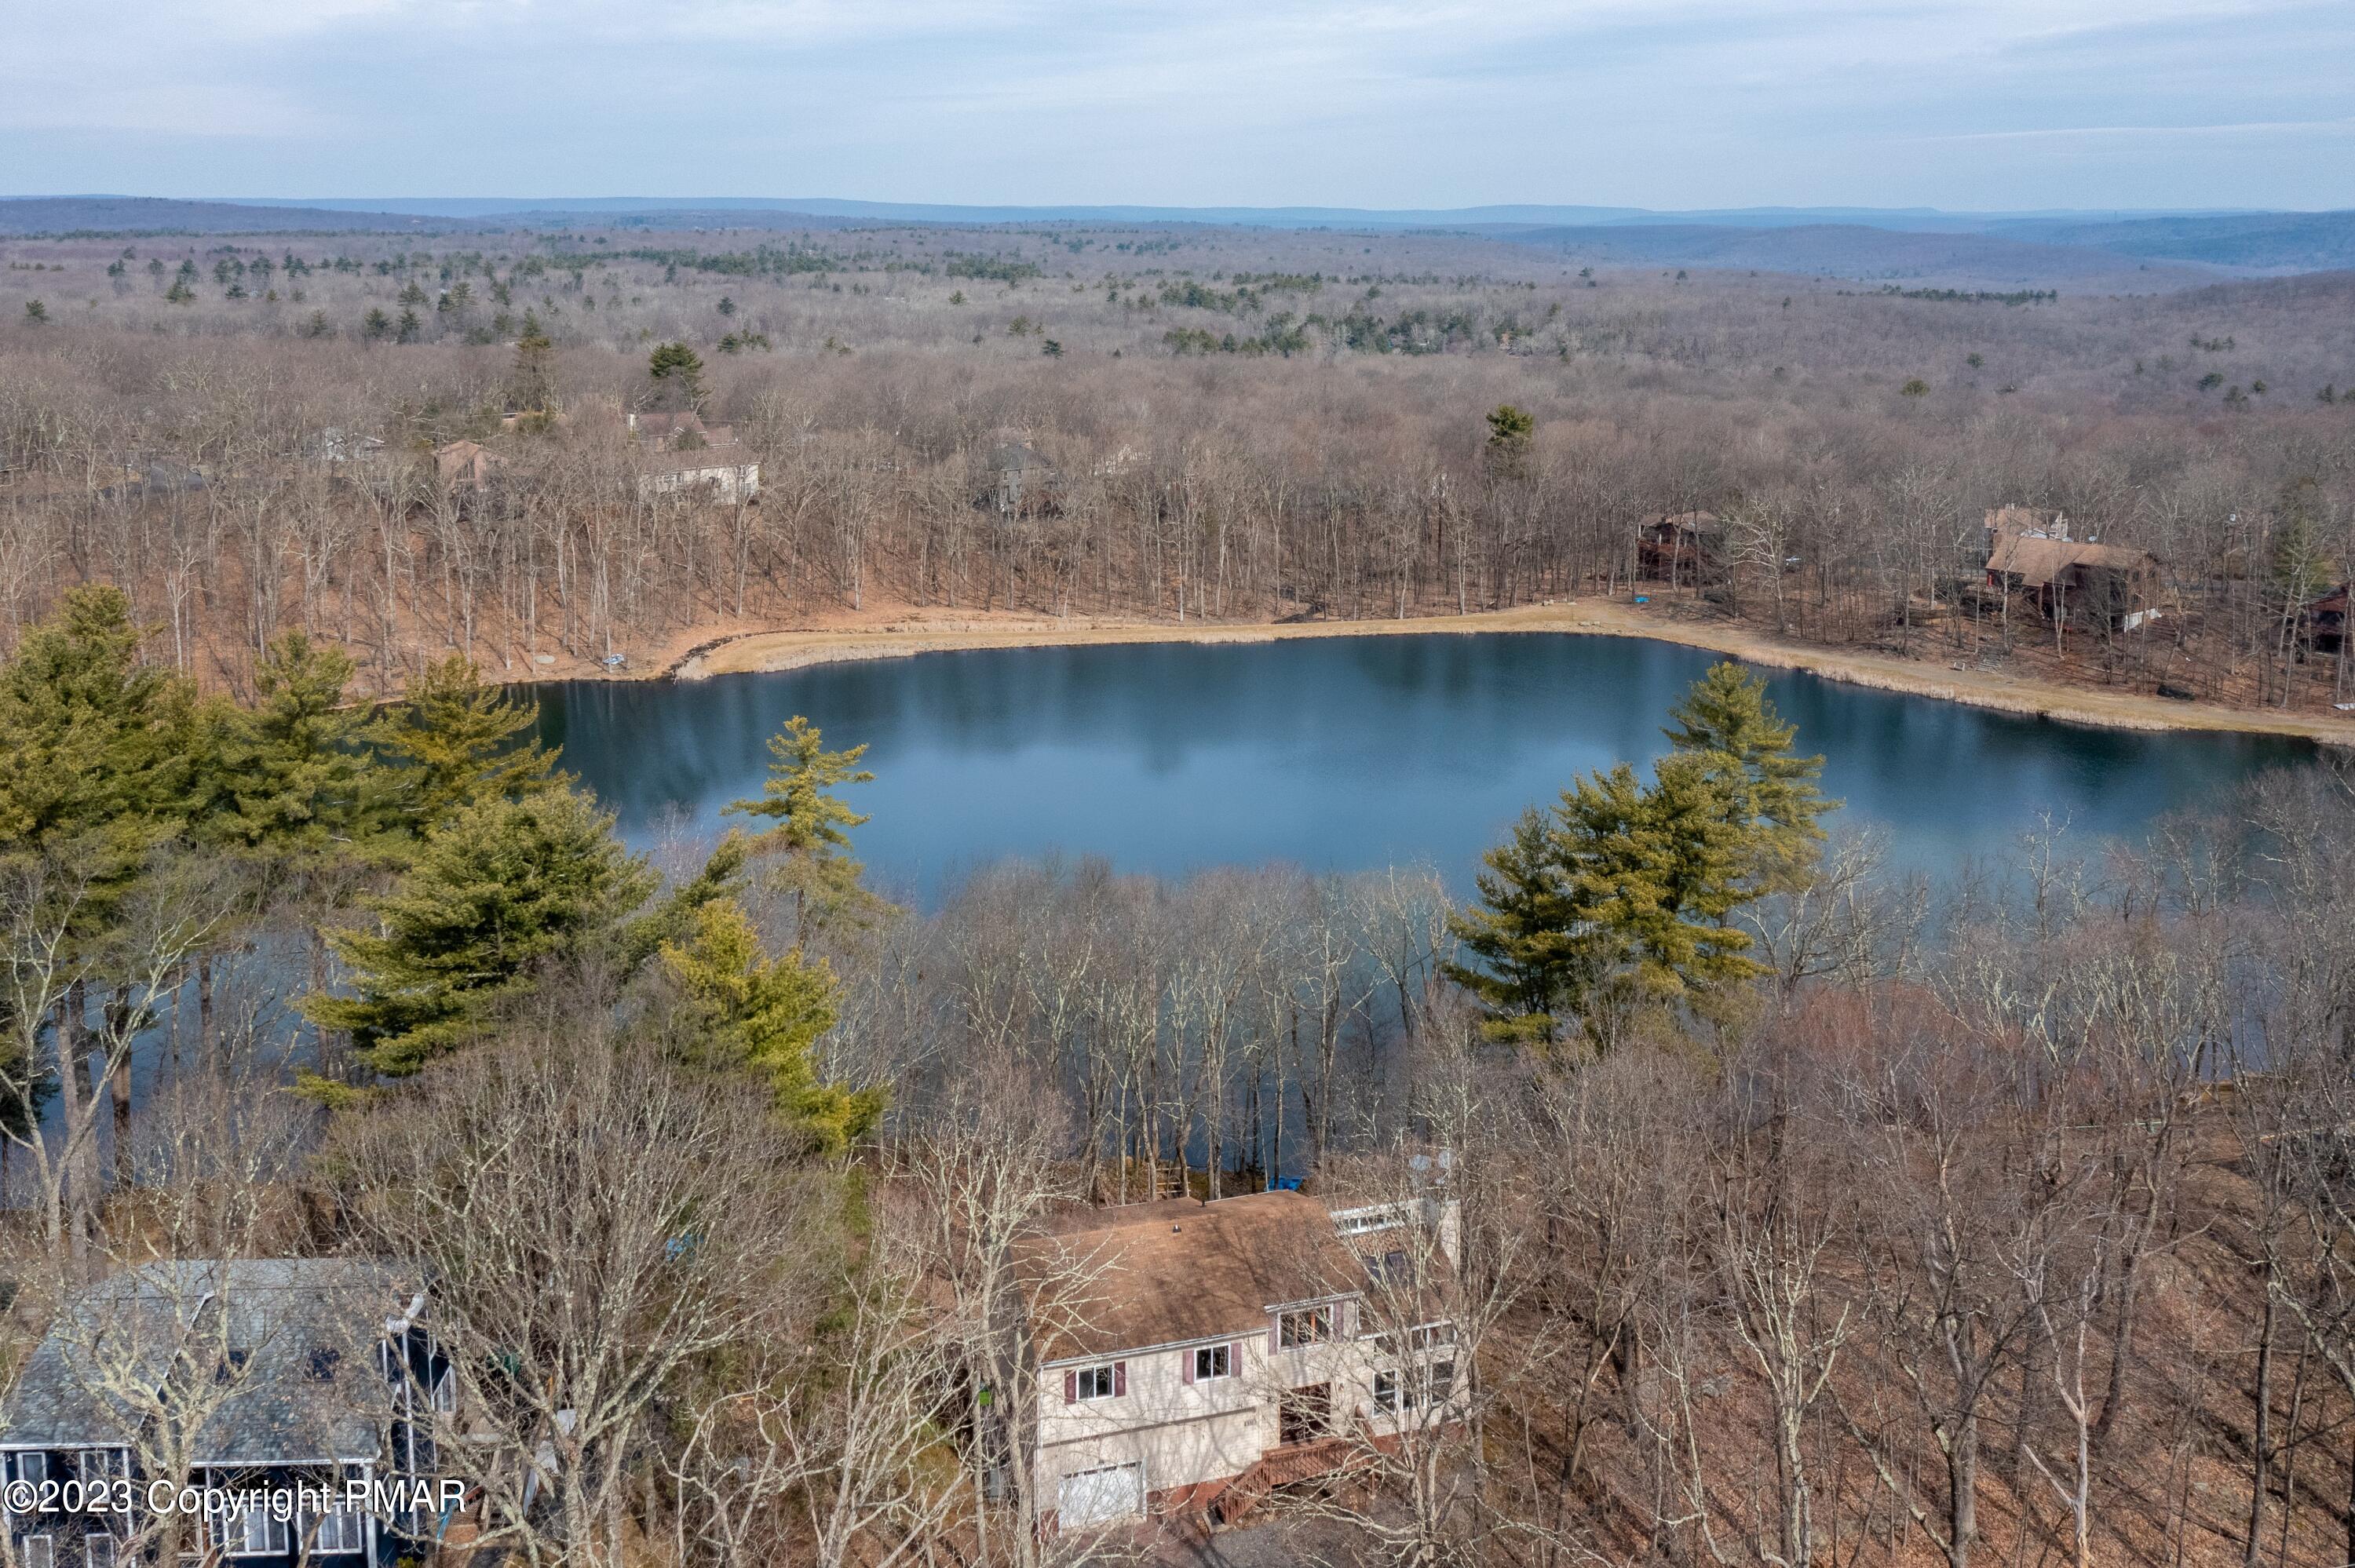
(531, 634, 2319, 900)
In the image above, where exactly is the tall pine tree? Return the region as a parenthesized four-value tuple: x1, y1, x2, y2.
(657, 899, 880, 1154)
(374, 653, 562, 830)
(1662, 661, 1835, 895)
(307, 785, 656, 1076)
(1451, 665, 1822, 1052)
(725, 716, 890, 944)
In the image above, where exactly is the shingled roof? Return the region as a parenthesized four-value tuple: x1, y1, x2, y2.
(0, 1259, 413, 1464)
(1013, 1191, 1366, 1365)
(1986, 532, 2158, 588)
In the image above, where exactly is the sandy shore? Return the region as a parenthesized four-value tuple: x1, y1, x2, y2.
(674, 600, 2355, 747)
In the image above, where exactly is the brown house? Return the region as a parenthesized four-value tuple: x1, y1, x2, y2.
(432, 439, 499, 493)
(1637, 511, 1723, 584)
(1985, 532, 2165, 627)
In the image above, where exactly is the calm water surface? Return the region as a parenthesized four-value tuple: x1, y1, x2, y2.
(532, 635, 2319, 898)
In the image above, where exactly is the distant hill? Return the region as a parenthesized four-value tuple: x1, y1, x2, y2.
(0, 197, 491, 236)
(7, 195, 2349, 283)
(1493, 222, 2224, 288)
(1988, 210, 2355, 272)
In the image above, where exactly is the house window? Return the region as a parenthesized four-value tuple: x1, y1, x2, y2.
(85, 1533, 117, 1568)
(14, 1452, 46, 1487)
(1075, 1364, 1118, 1401)
(20, 1535, 50, 1568)
(1192, 1344, 1232, 1382)
(1367, 1249, 1409, 1285)
(1372, 1371, 1399, 1413)
(1426, 1359, 1456, 1407)
(1409, 1322, 1456, 1351)
(312, 1504, 367, 1555)
(432, 1368, 457, 1414)
(213, 1500, 290, 1557)
(1279, 1307, 1333, 1348)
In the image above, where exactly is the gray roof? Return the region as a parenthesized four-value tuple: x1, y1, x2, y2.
(1, 1259, 416, 1465)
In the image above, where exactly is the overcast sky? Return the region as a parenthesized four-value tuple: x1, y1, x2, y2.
(5, 0, 2350, 212)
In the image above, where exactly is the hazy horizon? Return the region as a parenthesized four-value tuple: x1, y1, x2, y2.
(6, 1, 2350, 213)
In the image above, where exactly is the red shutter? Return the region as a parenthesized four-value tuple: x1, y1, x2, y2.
(1064, 1370, 1076, 1405)
(1113, 1361, 1127, 1397)
(1181, 1348, 1195, 1385)
(1232, 1339, 1246, 1373)
(1268, 1315, 1280, 1354)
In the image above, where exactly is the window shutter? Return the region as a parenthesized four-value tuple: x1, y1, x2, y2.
(1181, 1348, 1196, 1385)
(1113, 1361, 1127, 1397)
(1064, 1370, 1076, 1405)
(1232, 1339, 1247, 1372)
(1268, 1315, 1280, 1355)
(1340, 1300, 1355, 1339)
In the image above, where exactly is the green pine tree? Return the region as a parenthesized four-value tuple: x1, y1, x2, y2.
(307, 785, 658, 1076)
(1578, 753, 1757, 1004)
(1444, 805, 1594, 1047)
(511, 311, 555, 411)
(647, 341, 706, 407)
(207, 632, 392, 866)
(0, 585, 195, 863)
(1663, 661, 1837, 894)
(1450, 666, 1816, 1052)
(724, 716, 892, 944)
(374, 654, 561, 830)
(658, 898, 881, 1154)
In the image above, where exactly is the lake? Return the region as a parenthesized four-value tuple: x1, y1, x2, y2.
(531, 634, 2320, 899)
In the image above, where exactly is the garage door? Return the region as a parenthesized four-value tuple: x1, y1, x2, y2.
(1058, 1462, 1144, 1527)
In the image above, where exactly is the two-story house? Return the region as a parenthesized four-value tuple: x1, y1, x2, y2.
(1011, 1189, 1459, 1533)
(0, 1259, 455, 1568)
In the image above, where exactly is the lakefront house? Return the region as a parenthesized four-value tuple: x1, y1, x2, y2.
(1011, 1184, 1462, 1533)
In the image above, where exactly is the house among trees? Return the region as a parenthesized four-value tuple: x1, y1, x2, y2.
(1007, 1187, 1460, 1533)
(982, 436, 1058, 518)
(431, 439, 499, 494)
(0, 1260, 455, 1568)
(626, 410, 760, 503)
(1636, 511, 1723, 586)
(1982, 506, 2165, 628)
(2306, 582, 2350, 653)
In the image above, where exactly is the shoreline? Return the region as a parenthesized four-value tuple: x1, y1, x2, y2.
(663, 601, 2355, 748)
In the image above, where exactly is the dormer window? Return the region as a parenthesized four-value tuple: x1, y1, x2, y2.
(1279, 1306, 1333, 1347)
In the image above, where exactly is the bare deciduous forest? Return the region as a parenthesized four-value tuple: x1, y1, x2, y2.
(3, 220, 2352, 710)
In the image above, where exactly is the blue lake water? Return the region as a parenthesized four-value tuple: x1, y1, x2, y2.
(531, 635, 2320, 898)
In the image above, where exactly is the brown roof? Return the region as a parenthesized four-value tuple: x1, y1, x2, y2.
(1987, 533, 2158, 587)
(1014, 1191, 1364, 1364)
(433, 439, 498, 489)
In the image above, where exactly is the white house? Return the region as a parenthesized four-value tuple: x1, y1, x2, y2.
(1012, 1188, 1459, 1533)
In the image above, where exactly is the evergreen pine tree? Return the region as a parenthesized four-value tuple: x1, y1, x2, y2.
(1451, 667, 1814, 1052)
(1663, 660, 1836, 894)
(211, 632, 391, 864)
(307, 786, 658, 1076)
(0, 585, 194, 863)
(658, 899, 880, 1153)
(1444, 806, 1590, 1046)
(374, 654, 561, 830)
(724, 716, 891, 944)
